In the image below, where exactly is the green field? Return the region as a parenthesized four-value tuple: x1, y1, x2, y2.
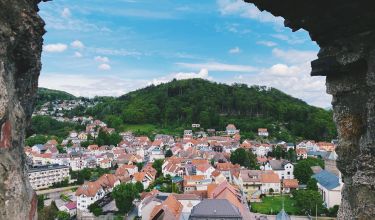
(251, 195, 299, 215)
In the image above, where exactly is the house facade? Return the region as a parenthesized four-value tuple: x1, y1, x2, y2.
(264, 159, 294, 180)
(28, 164, 70, 190)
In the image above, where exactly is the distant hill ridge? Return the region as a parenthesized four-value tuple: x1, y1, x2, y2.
(84, 79, 336, 141)
(36, 87, 76, 107)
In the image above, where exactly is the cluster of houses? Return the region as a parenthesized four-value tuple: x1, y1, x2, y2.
(33, 98, 97, 121)
(26, 122, 343, 219)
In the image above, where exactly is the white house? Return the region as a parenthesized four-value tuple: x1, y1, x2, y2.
(76, 174, 120, 211)
(264, 159, 294, 179)
(254, 145, 269, 157)
(195, 163, 215, 179)
(28, 164, 70, 190)
(60, 201, 77, 217)
(226, 124, 238, 135)
(260, 171, 281, 194)
(258, 128, 269, 137)
(313, 170, 343, 208)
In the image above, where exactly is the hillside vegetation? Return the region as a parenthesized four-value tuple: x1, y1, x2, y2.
(85, 79, 336, 141)
(36, 88, 76, 107)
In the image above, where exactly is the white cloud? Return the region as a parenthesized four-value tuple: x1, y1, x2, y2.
(217, 0, 283, 24)
(150, 69, 212, 85)
(39, 73, 146, 97)
(98, 63, 111, 71)
(61, 8, 71, 18)
(257, 41, 277, 47)
(43, 43, 68, 53)
(92, 48, 142, 57)
(228, 59, 330, 107)
(272, 48, 317, 64)
(271, 34, 306, 45)
(229, 47, 241, 54)
(41, 8, 111, 32)
(174, 68, 210, 80)
(74, 52, 83, 58)
(176, 62, 257, 72)
(71, 40, 84, 49)
(94, 56, 110, 63)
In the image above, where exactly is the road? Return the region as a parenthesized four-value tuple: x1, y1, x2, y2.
(126, 205, 138, 220)
(36, 185, 79, 195)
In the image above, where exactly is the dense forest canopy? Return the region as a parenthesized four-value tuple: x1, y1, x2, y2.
(83, 79, 336, 141)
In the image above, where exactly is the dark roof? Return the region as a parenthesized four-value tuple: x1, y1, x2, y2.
(312, 170, 340, 190)
(155, 195, 169, 201)
(268, 160, 291, 170)
(307, 151, 328, 158)
(189, 199, 242, 218)
(28, 164, 69, 173)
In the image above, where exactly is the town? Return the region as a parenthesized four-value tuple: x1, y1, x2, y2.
(26, 100, 342, 220)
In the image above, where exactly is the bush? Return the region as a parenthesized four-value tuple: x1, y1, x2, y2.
(56, 211, 70, 220)
(269, 188, 274, 195)
(327, 205, 339, 217)
(88, 203, 103, 217)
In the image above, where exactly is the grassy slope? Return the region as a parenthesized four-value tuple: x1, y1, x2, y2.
(251, 195, 299, 215)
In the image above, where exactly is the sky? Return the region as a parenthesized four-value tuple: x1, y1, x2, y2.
(38, 0, 331, 108)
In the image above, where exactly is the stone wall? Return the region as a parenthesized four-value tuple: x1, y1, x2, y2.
(245, 0, 375, 219)
(0, 0, 45, 219)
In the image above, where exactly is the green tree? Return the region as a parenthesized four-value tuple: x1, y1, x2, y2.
(273, 146, 283, 159)
(230, 148, 258, 169)
(269, 188, 274, 195)
(293, 190, 325, 215)
(38, 201, 59, 220)
(135, 181, 144, 193)
(287, 149, 297, 162)
(136, 162, 144, 171)
(327, 205, 339, 217)
(95, 129, 122, 146)
(80, 141, 91, 148)
(25, 135, 48, 146)
(112, 183, 139, 214)
(307, 178, 318, 191)
(165, 149, 173, 157)
(37, 195, 45, 211)
(27, 116, 84, 138)
(88, 203, 102, 217)
(105, 115, 123, 130)
(56, 211, 70, 220)
(152, 159, 164, 177)
(294, 158, 324, 184)
(294, 161, 313, 184)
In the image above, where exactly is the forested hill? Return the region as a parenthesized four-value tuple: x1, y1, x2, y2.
(86, 79, 336, 141)
(36, 88, 76, 106)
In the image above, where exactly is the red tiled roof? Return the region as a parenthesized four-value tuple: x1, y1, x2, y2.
(260, 171, 280, 183)
(283, 179, 299, 188)
(150, 194, 183, 220)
